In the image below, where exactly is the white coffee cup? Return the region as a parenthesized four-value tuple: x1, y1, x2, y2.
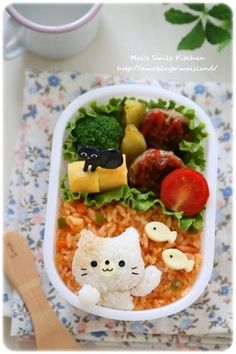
(4, 3, 102, 60)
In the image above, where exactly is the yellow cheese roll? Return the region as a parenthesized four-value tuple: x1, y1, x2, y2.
(98, 155, 128, 192)
(68, 161, 100, 193)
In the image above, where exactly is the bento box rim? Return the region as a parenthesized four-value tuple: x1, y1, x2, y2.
(44, 84, 218, 321)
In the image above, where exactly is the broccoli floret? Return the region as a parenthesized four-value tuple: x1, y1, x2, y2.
(72, 114, 124, 151)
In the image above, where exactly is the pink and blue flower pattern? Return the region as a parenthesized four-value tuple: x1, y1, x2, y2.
(4, 71, 232, 350)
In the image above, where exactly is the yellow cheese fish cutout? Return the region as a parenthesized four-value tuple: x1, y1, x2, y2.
(162, 249, 195, 272)
(144, 222, 177, 243)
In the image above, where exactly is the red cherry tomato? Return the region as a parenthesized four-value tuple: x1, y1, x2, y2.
(160, 168, 210, 216)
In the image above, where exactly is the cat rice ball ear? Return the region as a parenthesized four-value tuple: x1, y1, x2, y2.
(72, 227, 163, 311)
(118, 226, 140, 244)
(76, 229, 97, 246)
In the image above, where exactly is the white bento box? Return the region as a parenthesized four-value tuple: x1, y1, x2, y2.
(44, 84, 217, 321)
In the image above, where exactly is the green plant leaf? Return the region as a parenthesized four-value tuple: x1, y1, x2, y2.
(177, 20, 205, 50)
(185, 4, 205, 12)
(208, 4, 232, 20)
(206, 20, 231, 44)
(164, 8, 199, 24)
(222, 19, 233, 32)
(218, 37, 231, 52)
(217, 19, 232, 51)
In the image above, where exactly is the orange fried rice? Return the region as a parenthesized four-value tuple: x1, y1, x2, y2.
(55, 201, 201, 310)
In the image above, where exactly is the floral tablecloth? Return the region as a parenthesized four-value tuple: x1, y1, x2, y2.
(4, 71, 233, 350)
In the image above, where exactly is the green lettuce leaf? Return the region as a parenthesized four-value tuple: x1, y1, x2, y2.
(60, 177, 203, 231)
(122, 186, 158, 211)
(84, 186, 126, 208)
(179, 211, 204, 232)
(60, 175, 86, 201)
(62, 135, 78, 162)
(179, 110, 208, 171)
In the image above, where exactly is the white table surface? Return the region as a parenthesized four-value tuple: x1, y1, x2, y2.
(3, 3, 232, 350)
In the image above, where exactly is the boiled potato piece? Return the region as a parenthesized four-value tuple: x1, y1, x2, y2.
(124, 99, 146, 127)
(121, 124, 147, 166)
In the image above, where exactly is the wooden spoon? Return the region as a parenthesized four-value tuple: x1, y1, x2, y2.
(4, 231, 80, 350)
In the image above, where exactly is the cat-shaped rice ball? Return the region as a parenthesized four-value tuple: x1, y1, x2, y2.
(72, 227, 162, 310)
